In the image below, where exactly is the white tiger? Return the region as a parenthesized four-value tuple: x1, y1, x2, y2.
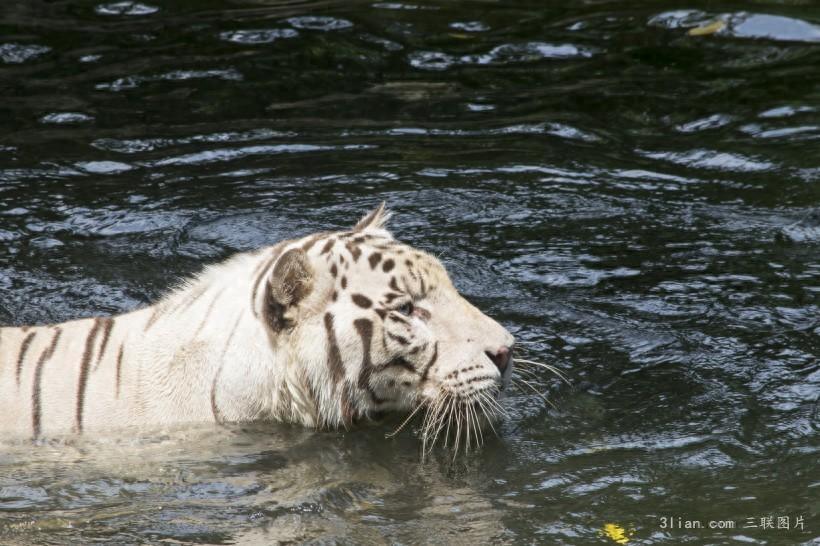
(0, 204, 514, 450)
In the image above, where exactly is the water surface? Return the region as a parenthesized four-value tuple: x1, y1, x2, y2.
(1, 0, 818, 544)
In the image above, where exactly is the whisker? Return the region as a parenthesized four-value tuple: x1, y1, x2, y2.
(513, 358, 571, 385)
(470, 401, 479, 451)
(420, 393, 445, 459)
(386, 399, 427, 438)
(463, 398, 472, 453)
(513, 367, 541, 380)
(443, 396, 455, 449)
(425, 395, 445, 439)
(514, 378, 558, 411)
(428, 397, 450, 451)
(514, 356, 563, 370)
(453, 403, 463, 462)
(479, 389, 506, 420)
(470, 399, 485, 447)
(425, 392, 452, 458)
(411, 385, 510, 460)
(478, 394, 501, 439)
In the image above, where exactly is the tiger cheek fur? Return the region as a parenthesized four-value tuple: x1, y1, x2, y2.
(0, 203, 514, 442)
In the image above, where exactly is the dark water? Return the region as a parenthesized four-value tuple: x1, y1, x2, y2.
(1, 0, 819, 544)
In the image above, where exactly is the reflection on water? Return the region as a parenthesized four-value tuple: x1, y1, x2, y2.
(1, 0, 818, 543)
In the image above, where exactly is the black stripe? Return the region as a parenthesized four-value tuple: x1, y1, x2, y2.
(16, 331, 36, 386)
(144, 306, 162, 332)
(115, 344, 124, 399)
(211, 314, 242, 423)
(324, 313, 345, 385)
(420, 342, 439, 380)
(345, 241, 361, 262)
(75, 318, 103, 433)
(385, 357, 416, 373)
(170, 284, 208, 317)
(387, 332, 409, 345)
(354, 318, 384, 403)
(383, 292, 402, 303)
(301, 233, 326, 252)
(94, 317, 114, 370)
(211, 364, 224, 424)
(32, 327, 62, 438)
(320, 238, 335, 254)
(387, 313, 409, 325)
(211, 313, 243, 423)
(220, 315, 243, 359)
(193, 288, 224, 338)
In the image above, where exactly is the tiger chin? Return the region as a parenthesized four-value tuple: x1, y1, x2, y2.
(0, 204, 514, 454)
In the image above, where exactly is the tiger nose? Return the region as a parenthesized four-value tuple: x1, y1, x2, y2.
(485, 346, 512, 373)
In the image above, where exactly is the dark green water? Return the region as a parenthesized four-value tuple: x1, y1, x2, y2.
(1, 1, 818, 544)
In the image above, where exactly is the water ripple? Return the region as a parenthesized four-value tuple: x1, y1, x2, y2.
(219, 29, 299, 44)
(94, 2, 159, 16)
(638, 149, 776, 172)
(148, 144, 373, 167)
(675, 114, 735, 133)
(75, 161, 134, 174)
(286, 16, 353, 31)
(39, 112, 94, 124)
(409, 41, 594, 70)
(1, 1, 818, 543)
(95, 69, 242, 91)
(0, 43, 50, 64)
(462, 42, 595, 64)
(92, 129, 295, 154)
(450, 21, 490, 33)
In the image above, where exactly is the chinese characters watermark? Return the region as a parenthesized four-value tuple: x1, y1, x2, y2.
(658, 515, 806, 531)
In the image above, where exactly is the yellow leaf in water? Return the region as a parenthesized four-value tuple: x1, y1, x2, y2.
(688, 20, 726, 36)
(601, 523, 630, 544)
(448, 33, 472, 39)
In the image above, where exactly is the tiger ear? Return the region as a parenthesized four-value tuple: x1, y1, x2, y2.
(264, 248, 314, 331)
(352, 202, 392, 234)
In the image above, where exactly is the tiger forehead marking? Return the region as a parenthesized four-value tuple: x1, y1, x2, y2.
(0, 203, 514, 450)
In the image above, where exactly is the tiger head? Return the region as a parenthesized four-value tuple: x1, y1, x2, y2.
(256, 204, 514, 446)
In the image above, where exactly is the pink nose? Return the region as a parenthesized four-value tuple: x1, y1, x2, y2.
(486, 346, 512, 373)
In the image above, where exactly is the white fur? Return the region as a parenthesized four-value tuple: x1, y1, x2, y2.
(0, 206, 514, 438)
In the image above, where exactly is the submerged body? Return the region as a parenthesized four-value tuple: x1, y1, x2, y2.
(0, 205, 514, 440)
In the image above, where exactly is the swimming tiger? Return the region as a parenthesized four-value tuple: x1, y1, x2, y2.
(0, 204, 514, 450)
